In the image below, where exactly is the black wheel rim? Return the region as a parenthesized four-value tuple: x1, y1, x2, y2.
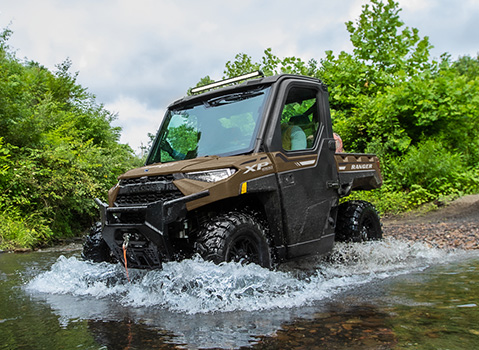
(360, 214, 378, 241)
(228, 236, 260, 264)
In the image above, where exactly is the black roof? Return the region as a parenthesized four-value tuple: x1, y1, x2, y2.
(168, 74, 324, 109)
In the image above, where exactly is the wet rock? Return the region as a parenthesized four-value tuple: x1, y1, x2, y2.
(383, 195, 479, 250)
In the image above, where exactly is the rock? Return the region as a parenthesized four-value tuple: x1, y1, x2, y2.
(382, 195, 479, 250)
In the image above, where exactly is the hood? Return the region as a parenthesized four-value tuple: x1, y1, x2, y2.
(118, 155, 256, 179)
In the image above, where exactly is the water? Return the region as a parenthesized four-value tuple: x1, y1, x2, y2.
(1, 238, 478, 349)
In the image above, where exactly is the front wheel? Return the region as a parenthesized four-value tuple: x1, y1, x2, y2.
(195, 211, 272, 268)
(81, 222, 116, 263)
(335, 200, 382, 242)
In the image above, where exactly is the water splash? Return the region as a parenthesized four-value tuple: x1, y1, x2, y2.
(26, 238, 457, 314)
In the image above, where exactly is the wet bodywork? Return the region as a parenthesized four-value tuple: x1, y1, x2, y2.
(95, 73, 382, 269)
(99, 152, 381, 269)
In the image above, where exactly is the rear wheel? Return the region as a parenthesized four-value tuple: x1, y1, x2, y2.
(81, 222, 116, 263)
(335, 200, 382, 242)
(195, 211, 272, 268)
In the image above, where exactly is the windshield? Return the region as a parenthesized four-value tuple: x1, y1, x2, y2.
(146, 87, 270, 165)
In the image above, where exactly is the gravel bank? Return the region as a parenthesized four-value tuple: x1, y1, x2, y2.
(382, 195, 479, 250)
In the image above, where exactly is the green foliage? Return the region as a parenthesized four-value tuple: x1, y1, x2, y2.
(188, 75, 215, 95)
(0, 31, 139, 249)
(342, 187, 410, 216)
(453, 54, 479, 81)
(345, 0, 432, 79)
(318, 0, 437, 156)
(0, 209, 53, 250)
(195, 0, 479, 215)
(387, 139, 465, 192)
(222, 48, 319, 79)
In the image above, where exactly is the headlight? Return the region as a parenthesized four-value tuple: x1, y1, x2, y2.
(184, 168, 236, 183)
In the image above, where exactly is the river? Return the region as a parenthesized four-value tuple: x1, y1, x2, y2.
(1, 238, 478, 349)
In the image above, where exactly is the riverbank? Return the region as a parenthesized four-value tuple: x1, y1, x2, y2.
(3, 195, 478, 254)
(383, 194, 479, 250)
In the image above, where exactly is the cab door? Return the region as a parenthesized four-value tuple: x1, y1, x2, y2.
(268, 83, 339, 258)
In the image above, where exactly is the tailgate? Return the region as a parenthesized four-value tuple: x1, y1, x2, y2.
(335, 153, 382, 196)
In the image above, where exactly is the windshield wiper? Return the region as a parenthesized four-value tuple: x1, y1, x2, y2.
(204, 90, 263, 107)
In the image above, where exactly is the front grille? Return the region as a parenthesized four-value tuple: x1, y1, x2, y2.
(120, 174, 174, 185)
(115, 174, 183, 206)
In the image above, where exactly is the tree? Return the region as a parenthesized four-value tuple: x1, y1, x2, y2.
(453, 54, 479, 80)
(317, 0, 434, 154)
(346, 0, 432, 80)
(0, 29, 140, 249)
(190, 0, 479, 211)
(220, 48, 318, 81)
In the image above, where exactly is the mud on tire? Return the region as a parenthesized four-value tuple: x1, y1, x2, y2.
(335, 200, 382, 242)
(195, 211, 272, 268)
(81, 222, 116, 263)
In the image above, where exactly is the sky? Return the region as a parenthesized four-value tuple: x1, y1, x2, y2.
(1, 0, 478, 154)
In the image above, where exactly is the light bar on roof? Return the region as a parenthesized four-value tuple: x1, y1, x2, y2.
(190, 71, 264, 94)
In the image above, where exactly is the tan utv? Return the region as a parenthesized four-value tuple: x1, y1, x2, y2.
(82, 72, 383, 269)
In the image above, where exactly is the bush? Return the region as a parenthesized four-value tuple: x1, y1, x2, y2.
(387, 139, 467, 194)
(0, 31, 140, 249)
(0, 209, 53, 250)
(342, 187, 409, 216)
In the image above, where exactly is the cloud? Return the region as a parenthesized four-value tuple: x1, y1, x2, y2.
(105, 96, 165, 154)
(397, 0, 479, 59)
(2, 0, 478, 152)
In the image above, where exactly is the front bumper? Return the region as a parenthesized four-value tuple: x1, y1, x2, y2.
(96, 190, 209, 269)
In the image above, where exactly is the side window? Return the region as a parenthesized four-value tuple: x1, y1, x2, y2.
(281, 87, 320, 151)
